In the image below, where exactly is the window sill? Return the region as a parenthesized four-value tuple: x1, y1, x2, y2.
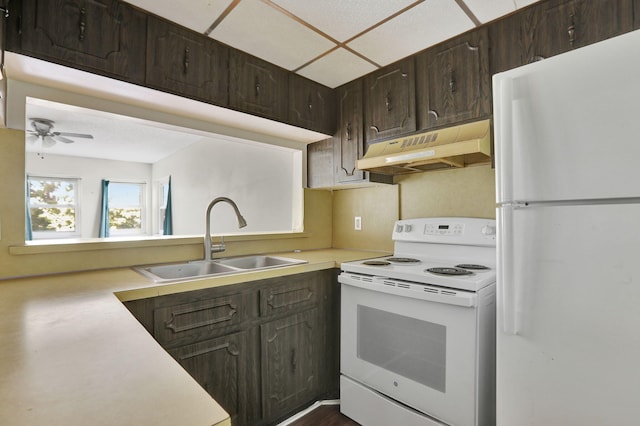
(9, 231, 310, 255)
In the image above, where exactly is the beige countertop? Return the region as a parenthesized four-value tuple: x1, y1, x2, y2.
(0, 249, 382, 426)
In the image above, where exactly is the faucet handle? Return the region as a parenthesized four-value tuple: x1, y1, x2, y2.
(210, 235, 226, 254)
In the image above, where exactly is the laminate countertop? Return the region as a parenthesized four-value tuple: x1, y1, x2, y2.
(0, 249, 382, 426)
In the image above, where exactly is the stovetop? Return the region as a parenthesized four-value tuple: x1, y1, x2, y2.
(340, 217, 497, 292)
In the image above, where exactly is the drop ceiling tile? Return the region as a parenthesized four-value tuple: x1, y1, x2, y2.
(347, 0, 475, 67)
(296, 48, 377, 88)
(270, 0, 416, 42)
(463, 0, 516, 23)
(209, 0, 336, 71)
(124, 0, 232, 33)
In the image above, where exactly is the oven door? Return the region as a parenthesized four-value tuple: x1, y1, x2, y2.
(340, 274, 479, 426)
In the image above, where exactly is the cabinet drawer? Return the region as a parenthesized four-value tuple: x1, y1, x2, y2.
(154, 293, 247, 346)
(260, 280, 320, 317)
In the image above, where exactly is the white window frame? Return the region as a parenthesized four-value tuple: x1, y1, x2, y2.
(107, 180, 148, 236)
(28, 175, 81, 240)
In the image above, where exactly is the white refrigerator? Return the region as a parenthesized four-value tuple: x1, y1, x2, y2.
(493, 30, 640, 425)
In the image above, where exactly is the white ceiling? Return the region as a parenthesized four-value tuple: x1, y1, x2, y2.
(125, 0, 542, 88)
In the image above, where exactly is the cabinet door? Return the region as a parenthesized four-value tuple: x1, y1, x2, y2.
(261, 309, 318, 421)
(15, 0, 146, 83)
(154, 292, 249, 348)
(307, 137, 334, 188)
(168, 331, 248, 426)
(146, 16, 228, 105)
(489, 11, 524, 75)
(289, 74, 336, 135)
(417, 27, 490, 130)
(334, 80, 365, 184)
(229, 50, 289, 122)
(522, 0, 633, 63)
(364, 57, 416, 144)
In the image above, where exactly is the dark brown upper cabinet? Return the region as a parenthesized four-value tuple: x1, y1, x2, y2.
(1, 0, 6, 69)
(334, 80, 365, 184)
(146, 16, 229, 105)
(289, 74, 336, 135)
(417, 27, 490, 130)
(229, 50, 289, 122)
(7, 0, 146, 84)
(490, 0, 634, 73)
(364, 57, 416, 144)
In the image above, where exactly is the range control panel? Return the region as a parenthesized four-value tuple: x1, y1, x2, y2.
(424, 222, 465, 236)
(392, 217, 496, 246)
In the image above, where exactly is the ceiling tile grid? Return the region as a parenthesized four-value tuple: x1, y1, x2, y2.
(346, 0, 475, 68)
(208, 0, 336, 71)
(269, 0, 418, 43)
(125, 0, 544, 88)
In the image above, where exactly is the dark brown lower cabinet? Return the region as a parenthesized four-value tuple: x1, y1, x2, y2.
(168, 331, 249, 426)
(124, 269, 339, 426)
(261, 309, 319, 421)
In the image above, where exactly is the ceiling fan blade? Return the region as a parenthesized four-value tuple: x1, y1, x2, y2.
(26, 134, 39, 144)
(51, 135, 75, 144)
(43, 136, 57, 147)
(53, 131, 93, 139)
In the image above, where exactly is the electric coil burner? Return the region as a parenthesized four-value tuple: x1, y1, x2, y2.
(427, 266, 473, 276)
(386, 257, 421, 264)
(338, 217, 497, 426)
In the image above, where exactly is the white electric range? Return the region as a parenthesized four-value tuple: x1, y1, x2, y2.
(339, 217, 497, 426)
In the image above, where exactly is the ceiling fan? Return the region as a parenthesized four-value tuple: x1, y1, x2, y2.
(27, 118, 94, 147)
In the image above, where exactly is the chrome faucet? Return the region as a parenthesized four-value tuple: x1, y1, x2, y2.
(204, 197, 247, 261)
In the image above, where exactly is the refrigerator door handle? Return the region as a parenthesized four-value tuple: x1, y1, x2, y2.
(493, 76, 513, 203)
(498, 207, 521, 335)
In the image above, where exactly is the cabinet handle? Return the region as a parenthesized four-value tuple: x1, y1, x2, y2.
(291, 349, 297, 373)
(449, 70, 456, 93)
(385, 93, 392, 111)
(428, 110, 439, 121)
(346, 122, 352, 141)
(255, 77, 261, 98)
(307, 95, 313, 114)
(183, 47, 190, 74)
(79, 7, 86, 41)
(567, 14, 576, 47)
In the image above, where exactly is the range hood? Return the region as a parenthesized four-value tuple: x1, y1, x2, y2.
(357, 119, 492, 175)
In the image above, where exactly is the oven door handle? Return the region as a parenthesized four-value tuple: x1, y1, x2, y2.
(339, 273, 477, 307)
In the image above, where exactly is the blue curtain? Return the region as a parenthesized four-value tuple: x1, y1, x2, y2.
(25, 177, 33, 241)
(99, 179, 110, 238)
(163, 176, 173, 235)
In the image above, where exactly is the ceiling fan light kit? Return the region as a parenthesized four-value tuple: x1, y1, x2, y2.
(26, 118, 94, 148)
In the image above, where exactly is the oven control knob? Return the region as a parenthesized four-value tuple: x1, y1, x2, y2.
(396, 224, 404, 232)
(404, 224, 412, 232)
(481, 225, 496, 236)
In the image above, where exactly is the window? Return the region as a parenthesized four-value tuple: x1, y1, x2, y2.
(28, 176, 80, 239)
(108, 182, 146, 235)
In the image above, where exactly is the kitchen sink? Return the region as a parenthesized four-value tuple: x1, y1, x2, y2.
(134, 255, 307, 283)
(215, 255, 306, 270)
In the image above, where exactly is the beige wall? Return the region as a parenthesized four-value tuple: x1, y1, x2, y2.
(332, 165, 496, 250)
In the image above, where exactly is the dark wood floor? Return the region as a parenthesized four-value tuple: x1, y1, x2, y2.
(288, 404, 360, 426)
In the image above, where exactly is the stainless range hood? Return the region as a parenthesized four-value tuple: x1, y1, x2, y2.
(357, 119, 492, 175)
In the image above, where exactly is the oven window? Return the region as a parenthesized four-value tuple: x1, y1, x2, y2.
(357, 305, 447, 392)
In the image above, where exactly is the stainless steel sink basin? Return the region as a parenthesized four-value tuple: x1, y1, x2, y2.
(135, 261, 239, 282)
(134, 255, 307, 283)
(216, 255, 306, 270)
